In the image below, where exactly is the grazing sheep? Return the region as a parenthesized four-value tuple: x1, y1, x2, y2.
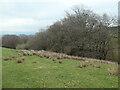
(31, 50, 37, 55)
(23, 52, 28, 56)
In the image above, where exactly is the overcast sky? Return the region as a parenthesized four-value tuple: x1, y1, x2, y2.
(0, 0, 119, 35)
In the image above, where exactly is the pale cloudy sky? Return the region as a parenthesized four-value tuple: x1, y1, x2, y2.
(0, 0, 119, 35)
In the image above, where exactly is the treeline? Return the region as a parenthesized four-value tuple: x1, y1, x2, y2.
(2, 6, 118, 61)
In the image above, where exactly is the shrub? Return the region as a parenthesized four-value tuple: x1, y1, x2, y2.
(16, 43, 28, 50)
(2, 35, 19, 49)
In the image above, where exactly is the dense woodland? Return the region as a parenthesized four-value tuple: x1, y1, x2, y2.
(1, 7, 118, 61)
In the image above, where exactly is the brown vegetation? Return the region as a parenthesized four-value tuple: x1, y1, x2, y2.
(21, 50, 117, 65)
(58, 61, 62, 64)
(32, 61, 37, 63)
(16, 60, 23, 63)
(3, 57, 12, 61)
(108, 67, 118, 76)
(78, 64, 88, 68)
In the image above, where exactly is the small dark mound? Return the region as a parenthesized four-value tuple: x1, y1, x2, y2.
(96, 66, 101, 68)
(89, 63, 93, 65)
(52, 59, 56, 61)
(3, 58, 12, 61)
(32, 61, 37, 63)
(92, 65, 101, 68)
(16, 60, 23, 63)
(59, 61, 62, 64)
(78, 64, 88, 68)
(23, 53, 28, 56)
(11, 56, 16, 59)
(57, 57, 60, 59)
(21, 58, 25, 61)
(33, 53, 36, 55)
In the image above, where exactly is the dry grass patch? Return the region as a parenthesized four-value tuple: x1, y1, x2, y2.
(78, 64, 88, 68)
(3, 57, 12, 61)
(16, 60, 23, 63)
(16, 58, 26, 63)
(21, 49, 117, 65)
(32, 61, 37, 63)
(108, 67, 118, 76)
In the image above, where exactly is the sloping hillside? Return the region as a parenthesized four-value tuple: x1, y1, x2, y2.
(2, 48, 118, 88)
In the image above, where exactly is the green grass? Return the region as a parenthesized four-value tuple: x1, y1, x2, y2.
(0, 47, 2, 89)
(2, 48, 118, 88)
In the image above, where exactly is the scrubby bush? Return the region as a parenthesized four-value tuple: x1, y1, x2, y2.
(25, 6, 117, 61)
(2, 35, 19, 49)
(16, 43, 28, 50)
(2, 5, 117, 62)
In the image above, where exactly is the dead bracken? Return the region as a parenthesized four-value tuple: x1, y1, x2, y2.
(20, 50, 117, 65)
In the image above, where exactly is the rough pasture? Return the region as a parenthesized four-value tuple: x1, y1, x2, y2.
(2, 48, 118, 88)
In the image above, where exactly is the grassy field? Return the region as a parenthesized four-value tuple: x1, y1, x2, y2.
(2, 48, 118, 88)
(0, 47, 2, 89)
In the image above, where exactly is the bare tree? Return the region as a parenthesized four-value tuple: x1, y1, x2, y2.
(2, 35, 19, 49)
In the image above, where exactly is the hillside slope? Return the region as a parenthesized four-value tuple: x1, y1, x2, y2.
(2, 48, 118, 88)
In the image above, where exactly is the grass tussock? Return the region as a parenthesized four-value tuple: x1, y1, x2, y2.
(3, 57, 12, 61)
(108, 67, 118, 76)
(16, 60, 23, 63)
(58, 61, 62, 64)
(16, 58, 26, 63)
(32, 61, 37, 63)
(78, 64, 88, 68)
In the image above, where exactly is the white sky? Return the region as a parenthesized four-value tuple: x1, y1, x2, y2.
(0, 0, 119, 35)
